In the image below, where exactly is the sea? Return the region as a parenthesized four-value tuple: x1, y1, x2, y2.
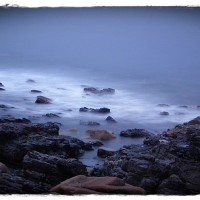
(0, 7, 200, 166)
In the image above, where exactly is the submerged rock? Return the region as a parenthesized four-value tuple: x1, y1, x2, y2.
(35, 96, 52, 104)
(83, 87, 115, 95)
(0, 105, 15, 110)
(86, 129, 116, 141)
(50, 175, 145, 194)
(0, 88, 5, 91)
(26, 79, 36, 83)
(80, 121, 100, 126)
(79, 107, 110, 113)
(31, 90, 42, 93)
(0, 82, 4, 87)
(120, 129, 152, 138)
(43, 113, 60, 118)
(179, 105, 188, 108)
(106, 116, 117, 123)
(157, 104, 169, 107)
(160, 111, 169, 116)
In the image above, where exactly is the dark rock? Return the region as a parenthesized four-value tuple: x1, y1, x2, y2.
(0, 116, 30, 123)
(144, 137, 160, 146)
(26, 79, 36, 83)
(139, 178, 158, 194)
(79, 107, 110, 113)
(97, 147, 116, 158)
(0, 104, 15, 110)
(0, 88, 5, 91)
(87, 140, 103, 147)
(0, 82, 4, 87)
(89, 116, 200, 195)
(31, 90, 42, 93)
(0, 162, 10, 173)
(35, 96, 52, 104)
(160, 111, 169, 116)
(157, 174, 187, 195)
(187, 116, 200, 125)
(83, 87, 115, 95)
(80, 121, 100, 126)
(179, 105, 188, 108)
(0, 172, 50, 194)
(120, 129, 151, 138)
(157, 104, 169, 107)
(23, 151, 87, 185)
(57, 88, 67, 90)
(106, 116, 117, 123)
(43, 113, 60, 118)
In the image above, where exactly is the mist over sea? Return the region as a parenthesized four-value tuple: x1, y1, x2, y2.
(1, 7, 200, 165)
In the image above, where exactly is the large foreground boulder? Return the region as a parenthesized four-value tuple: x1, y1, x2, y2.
(50, 175, 145, 194)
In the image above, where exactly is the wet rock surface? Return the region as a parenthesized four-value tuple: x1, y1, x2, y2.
(80, 121, 100, 126)
(26, 79, 36, 83)
(31, 90, 42, 93)
(83, 87, 115, 95)
(79, 107, 110, 113)
(0, 116, 93, 194)
(120, 129, 152, 138)
(106, 116, 117, 123)
(97, 147, 116, 158)
(1, 115, 200, 195)
(92, 118, 200, 195)
(160, 111, 169, 116)
(35, 96, 52, 104)
(43, 113, 60, 118)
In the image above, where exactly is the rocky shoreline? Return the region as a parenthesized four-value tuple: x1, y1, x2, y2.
(0, 83, 200, 194)
(0, 115, 199, 195)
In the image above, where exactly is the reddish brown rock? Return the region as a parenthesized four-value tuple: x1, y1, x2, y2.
(0, 162, 10, 173)
(50, 175, 145, 194)
(86, 129, 116, 141)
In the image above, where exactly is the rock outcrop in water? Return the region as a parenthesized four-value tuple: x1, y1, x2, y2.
(0, 82, 4, 87)
(31, 90, 42, 93)
(92, 117, 200, 195)
(120, 129, 152, 138)
(0, 115, 200, 195)
(106, 116, 117, 123)
(79, 107, 110, 113)
(0, 116, 93, 194)
(35, 96, 52, 104)
(86, 129, 116, 141)
(83, 87, 115, 95)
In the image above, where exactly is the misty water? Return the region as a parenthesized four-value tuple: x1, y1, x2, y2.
(1, 7, 200, 166)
